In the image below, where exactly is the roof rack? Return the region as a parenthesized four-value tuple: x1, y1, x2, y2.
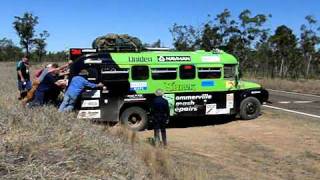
(143, 47, 172, 51)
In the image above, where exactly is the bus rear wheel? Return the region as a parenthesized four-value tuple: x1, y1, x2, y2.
(239, 97, 261, 120)
(120, 107, 148, 131)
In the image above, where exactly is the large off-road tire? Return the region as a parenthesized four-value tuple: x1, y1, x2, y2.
(120, 107, 148, 131)
(239, 97, 261, 120)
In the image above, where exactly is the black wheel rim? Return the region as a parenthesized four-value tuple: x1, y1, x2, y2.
(246, 102, 257, 115)
(128, 113, 142, 128)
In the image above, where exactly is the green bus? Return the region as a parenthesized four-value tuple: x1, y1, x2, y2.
(69, 48, 268, 131)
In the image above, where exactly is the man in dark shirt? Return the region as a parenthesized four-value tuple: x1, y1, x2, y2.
(16, 57, 31, 99)
(151, 89, 170, 147)
(29, 66, 65, 107)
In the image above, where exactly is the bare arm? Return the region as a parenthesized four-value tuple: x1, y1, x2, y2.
(18, 70, 25, 82)
(55, 79, 67, 87)
(57, 62, 71, 71)
(59, 71, 70, 76)
(48, 62, 72, 73)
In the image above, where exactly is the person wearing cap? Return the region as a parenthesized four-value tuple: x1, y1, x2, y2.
(151, 89, 170, 147)
(58, 69, 104, 112)
(16, 56, 31, 99)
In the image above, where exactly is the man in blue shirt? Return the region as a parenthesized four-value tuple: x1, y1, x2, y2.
(59, 69, 103, 112)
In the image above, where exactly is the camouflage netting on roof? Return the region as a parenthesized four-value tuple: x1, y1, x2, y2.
(92, 33, 143, 51)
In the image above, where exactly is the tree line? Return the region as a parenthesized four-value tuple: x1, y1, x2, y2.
(170, 9, 320, 79)
(1, 10, 320, 79)
(0, 12, 65, 62)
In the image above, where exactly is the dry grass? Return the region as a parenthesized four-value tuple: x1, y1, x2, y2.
(0, 62, 210, 179)
(108, 125, 211, 180)
(0, 62, 148, 179)
(248, 77, 320, 95)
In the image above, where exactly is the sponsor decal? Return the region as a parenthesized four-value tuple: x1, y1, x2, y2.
(130, 82, 147, 91)
(81, 100, 99, 108)
(164, 82, 196, 91)
(205, 93, 233, 115)
(158, 56, 191, 62)
(84, 59, 102, 64)
(81, 90, 100, 98)
(126, 94, 144, 99)
(201, 80, 215, 87)
(124, 94, 146, 101)
(102, 90, 109, 94)
(201, 55, 220, 62)
(226, 81, 235, 88)
(77, 110, 101, 119)
(163, 94, 175, 116)
(205, 104, 230, 115)
(129, 57, 152, 63)
(175, 94, 212, 113)
(206, 104, 217, 115)
(251, 91, 261, 94)
(226, 93, 234, 109)
(175, 94, 212, 101)
(82, 49, 97, 53)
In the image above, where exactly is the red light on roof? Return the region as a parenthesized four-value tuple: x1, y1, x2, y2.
(183, 65, 193, 70)
(71, 49, 82, 55)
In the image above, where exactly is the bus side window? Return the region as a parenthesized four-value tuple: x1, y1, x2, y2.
(101, 65, 129, 81)
(180, 65, 195, 79)
(151, 68, 177, 80)
(224, 64, 236, 79)
(132, 66, 149, 80)
(198, 67, 221, 79)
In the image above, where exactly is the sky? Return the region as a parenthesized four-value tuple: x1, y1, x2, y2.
(1, 0, 320, 52)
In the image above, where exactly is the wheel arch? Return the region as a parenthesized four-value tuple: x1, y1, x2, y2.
(239, 88, 269, 104)
(119, 101, 150, 117)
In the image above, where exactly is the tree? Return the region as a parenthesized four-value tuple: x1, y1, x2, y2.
(13, 12, 39, 57)
(34, 30, 50, 61)
(43, 51, 67, 62)
(169, 23, 200, 50)
(200, 23, 221, 51)
(214, 9, 239, 47)
(269, 25, 299, 78)
(151, 39, 161, 48)
(300, 15, 320, 77)
(233, 10, 270, 71)
(0, 38, 23, 61)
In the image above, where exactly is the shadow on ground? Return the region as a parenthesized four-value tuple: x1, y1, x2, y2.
(156, 115, 237, 129)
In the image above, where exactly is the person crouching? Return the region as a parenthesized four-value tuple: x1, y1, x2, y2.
(59, 69, 104, 112)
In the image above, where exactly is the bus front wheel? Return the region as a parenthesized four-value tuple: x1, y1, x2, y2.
(120, 107, 148, 131)
(239, 97, 261, 120)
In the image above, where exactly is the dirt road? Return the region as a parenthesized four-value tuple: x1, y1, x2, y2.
(141, 108, 320, 179)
